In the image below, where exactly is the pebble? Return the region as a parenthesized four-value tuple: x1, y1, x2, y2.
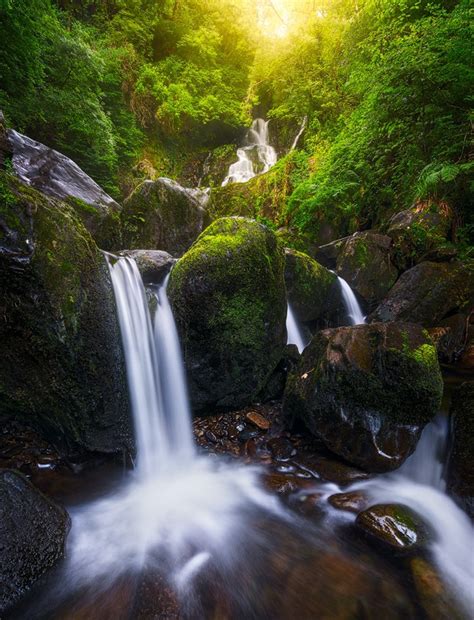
(245, 411, 271, 431)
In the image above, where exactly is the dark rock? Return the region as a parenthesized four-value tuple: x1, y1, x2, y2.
(329, 491, 370, 514)
(0, 469, 70, 614)
(294, 454, 371, 486)
(410, 557, 466, 620)
(284, 322, 443, 472)
(427, 313, 470, 364)
(121, 177, 210, 256)
(356, 504, 429, 552)
(387, 200, 453, 270)
(120, 249, 176, 285)
(168, 217, 286, 411)
(268, 437, 295, 461)
(314, 236, 351, 270)
(371, 261, 474, 326)
(448, 382, 474, 517)
(0, 172, 132, 454)
(245, 410, 270, 430)
(284, 248, 338, 323)
(335, 231, 398, 310)
(4, 129, 121, 250)
(457, 323, 474, 371)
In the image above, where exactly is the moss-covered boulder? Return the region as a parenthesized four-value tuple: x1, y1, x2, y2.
(356, 504, 430, 553)
(168, 217, 286, 411)
(448, 382, 474, 517)
(0, 469, 70, 614)
(3, 127, 122, 251)
(121, 177, 210, 256)
(283, 322, 443, 472)
(371, 261, 474, 326)
(387, 200, 453, 270)
(284, 248, 339, 323)
(0, 171, 131, 454)
(335, 231, 398, 310)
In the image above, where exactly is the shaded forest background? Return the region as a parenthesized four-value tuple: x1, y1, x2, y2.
(0, 0, 472, 247)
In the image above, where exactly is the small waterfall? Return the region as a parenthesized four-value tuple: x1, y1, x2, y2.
(286, 303, 306, 353)
(290, 116, 307, 151)
(222, 118, 277, 186)
(106, 256, 194, 477)
(337, 276, 365, 325)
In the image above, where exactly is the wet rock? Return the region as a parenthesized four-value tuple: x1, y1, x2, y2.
(263, 472, 299, 494)
(0, 469, 70, 614)
(268, 437, 295, 461)
(356, 504, 429, 552)
(121, 177, 210, 256)
(0, 172, 132, 454)
(169, 217, 286, 411)
(4, 128, 121, 250)
(245, 410, 270, 430)
(335, 231, 398, 310)
(447, 382, 474, 517)
(294, 454, 371, 486)
(387, 200, 453, 270)
(120, 250, 176, 285)
(284, 248, 338, 323)
(427, 313, 470, 364)
(329, 491, 370, 514)
(371, 261, 474, 326)
(284, 322, 443, 472)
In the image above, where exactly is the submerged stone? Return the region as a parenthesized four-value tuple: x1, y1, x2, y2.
(0, 469, 70, 614)
(283, 322, 443, 472)
(168, 217, 286, 411)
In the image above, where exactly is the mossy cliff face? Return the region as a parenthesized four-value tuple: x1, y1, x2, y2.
(168, 217, 286, 411)
(284, 248, 338, 324)
(121, 177, 210, 256)
(283, 322, 443, 472)
(0, 171, 132, 454)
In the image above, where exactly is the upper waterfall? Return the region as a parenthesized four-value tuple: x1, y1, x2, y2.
(222, 118, 277, 186)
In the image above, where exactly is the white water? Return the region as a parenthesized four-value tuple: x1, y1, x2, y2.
(286, 303, 306, 353)
(222, 118, 277, 186)
(329, 415, 474, 614)
(337, 276, 366, 325)
(290, 116, 308, 151)
(63, 256, 284, 593)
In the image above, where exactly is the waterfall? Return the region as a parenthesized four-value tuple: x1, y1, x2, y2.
(222, 118, 277, 186)
(286, 303, 306, 353)
(106, 256, 194, 478)
(290, 116, 307, 151)
(337, 276, 365, 325)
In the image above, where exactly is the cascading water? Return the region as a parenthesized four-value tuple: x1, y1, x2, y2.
(337, 276, 366, 325)
(222, 118, 277, 186)
(286, 303, 306, 353)
(290, 116, 307, 151)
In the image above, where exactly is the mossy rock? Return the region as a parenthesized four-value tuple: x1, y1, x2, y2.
(371, 261, 474, 326)
(121, 177, 210, 256)
(168, 217, 286, 411)
(283, 322, 443, 472)
(0, 171, 131, 454)
(284, 248, 338, 323)
(356, 503, 430, 552)
(448, 382, 474, 517)
(335, 231, 398, 311)
(387, 200, 453, 270)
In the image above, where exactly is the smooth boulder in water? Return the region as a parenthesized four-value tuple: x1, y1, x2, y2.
(0, 470, 70, 614)
(371, 261, 474, 326)
(168, 217, 286, 411)
(283, 322, 443, 472)
(121, 177, 210, 256)
(0, 172, 131, 454)
(284, 248, 338, 324)
(119, 249, 176, 286)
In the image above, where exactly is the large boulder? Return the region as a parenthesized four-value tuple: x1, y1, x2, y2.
(387, 200, 453, 269)
(0, 171, 132, 454)
(121, 177, 210, 256)
(283, 322, 443, 472)
(2, 128, 121, 250)
(0, 470, 70, 614)
(284, 248, 338, 324)
(335, 231, 398, 310)
(119, 249, 176, 286)
(168, 217, 286, 411)
(371, 261, 474, 326)
(448, 382, 474, 517)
